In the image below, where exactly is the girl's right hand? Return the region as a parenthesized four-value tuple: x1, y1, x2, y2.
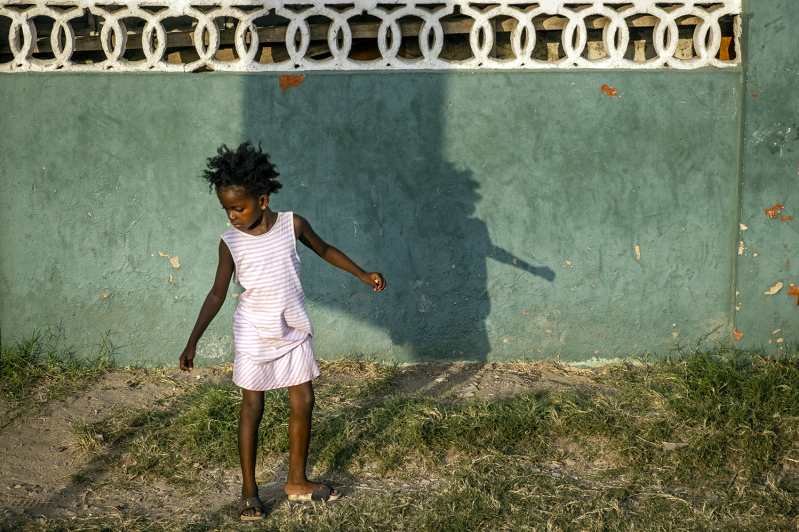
(179, 346, 196, 371)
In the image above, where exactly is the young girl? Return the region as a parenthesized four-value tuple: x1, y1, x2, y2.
(179, 142, 386, 520)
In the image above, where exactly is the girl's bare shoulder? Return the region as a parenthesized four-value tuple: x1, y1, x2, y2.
(293, 212, 314, 223)
(292, 212, 306, 238)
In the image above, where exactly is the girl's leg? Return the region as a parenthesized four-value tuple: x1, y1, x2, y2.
(284, 381, 339, 496)
(239, 388, 265, 517)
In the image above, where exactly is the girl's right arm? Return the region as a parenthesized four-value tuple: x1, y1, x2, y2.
(179, 240, 235, 371)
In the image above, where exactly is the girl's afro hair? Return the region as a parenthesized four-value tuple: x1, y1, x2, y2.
(201, 141, 282, 198)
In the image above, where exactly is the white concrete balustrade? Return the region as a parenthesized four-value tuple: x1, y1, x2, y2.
(0, 1, 742, 72)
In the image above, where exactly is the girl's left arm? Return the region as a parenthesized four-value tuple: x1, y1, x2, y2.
(294, 214, 387, 291)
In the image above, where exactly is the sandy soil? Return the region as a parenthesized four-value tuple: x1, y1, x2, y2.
(0, 361, 616, 524)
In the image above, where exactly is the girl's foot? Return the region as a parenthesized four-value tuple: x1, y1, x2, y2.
(240, 487, 264, 518)
(239, 497, 266, 521)
(285, 480, 341, 501)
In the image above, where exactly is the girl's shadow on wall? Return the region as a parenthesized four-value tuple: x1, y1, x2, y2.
(245, 74, 554, 363)
(297, 158, 555, 363)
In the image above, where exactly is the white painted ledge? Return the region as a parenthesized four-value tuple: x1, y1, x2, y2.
(0, 1, 742, 72)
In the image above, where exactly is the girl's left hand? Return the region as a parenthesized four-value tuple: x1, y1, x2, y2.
(361, 272, 387, 292)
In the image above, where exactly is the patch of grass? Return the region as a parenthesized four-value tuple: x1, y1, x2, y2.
(317, 356, 401, 399)
(0, 513, 186, 532)
(71, 385, 246, 489)
(73, 359, 403, 489)
(5, 466, 799, 532)
(0, 326, 115, 424)
(44, 347, 799, 531)
(594, 345, 799, 484)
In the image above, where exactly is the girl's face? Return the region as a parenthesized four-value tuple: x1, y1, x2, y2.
(216, 186, 268, 231)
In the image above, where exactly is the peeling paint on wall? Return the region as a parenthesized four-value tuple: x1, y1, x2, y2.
(764, 281, 783, 295)
(765, 203, 785, 219)
(279, 75, 305, 90)
(157, 251, 179, 269)
(633, 245, 641, 260)
(734, 328, 744, 340)
(789, 284, 799, 305)
(601, 84, 618, 98)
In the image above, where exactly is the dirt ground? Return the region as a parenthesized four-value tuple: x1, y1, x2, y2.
(0, 361, 615, 525)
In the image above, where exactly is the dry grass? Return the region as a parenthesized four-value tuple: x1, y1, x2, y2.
(5, 347, 799, 531)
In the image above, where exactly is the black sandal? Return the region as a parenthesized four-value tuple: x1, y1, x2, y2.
(288, 483, 342, 502)
(239, 496, 266, 521)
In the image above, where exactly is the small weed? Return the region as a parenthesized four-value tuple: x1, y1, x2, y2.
(69, 472, 92, 485)
(71, 421, 106, 456)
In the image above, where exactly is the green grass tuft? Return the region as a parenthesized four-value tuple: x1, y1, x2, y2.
(0, 326, 115, 424)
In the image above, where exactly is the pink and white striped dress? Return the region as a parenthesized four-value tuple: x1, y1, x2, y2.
(221, 211, 320, 391)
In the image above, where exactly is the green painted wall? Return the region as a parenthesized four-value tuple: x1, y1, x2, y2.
(735, 0, 799, 352)
(27, 8, 799, 364)
(242, 71, 743, 365)
(0, 76, 249, 364)
(1, 68, 746, 366)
